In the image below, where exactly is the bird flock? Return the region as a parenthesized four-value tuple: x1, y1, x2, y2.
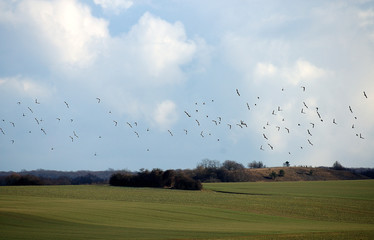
(0, 87, 370, 165)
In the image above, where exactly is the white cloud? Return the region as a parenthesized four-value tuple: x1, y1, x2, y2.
(0, 75, 53, 98)
(1, 0, 109, 67)
(153, 100, 178, 130)
(282, 59, 329, 85)
(120, 12, 196, 84)
(255, 62, 278, 78)
(94, 0, 133, 14)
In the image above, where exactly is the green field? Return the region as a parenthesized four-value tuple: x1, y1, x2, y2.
(1, 180, 374, 239)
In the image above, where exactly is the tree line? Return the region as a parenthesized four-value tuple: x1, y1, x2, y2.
(1, 160, 373, 188)
(109, 169, 202, 190)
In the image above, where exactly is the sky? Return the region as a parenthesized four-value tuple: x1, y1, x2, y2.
(0, 0, 373, 171)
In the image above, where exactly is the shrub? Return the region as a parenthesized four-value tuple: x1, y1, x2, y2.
(269, 171, 277, 180)
(5, 173, 43, 186)
(174, 174, 202, 190)
(278, 169, 285, 177)
(332, 161, 345, 170)
(248, 161, 265, 168)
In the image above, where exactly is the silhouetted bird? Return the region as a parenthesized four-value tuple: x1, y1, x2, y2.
(41, 128, 46, 135)
(263, 133, 268, 140)
(64, 101, 69, 108)
(236, 89, 240, 96)
(96, 98, 101, 103)
(268, 143, 273, 150)
(303, 102, 308, 109)
(363, 91, 368, 98)
(184, 111, 191, 117)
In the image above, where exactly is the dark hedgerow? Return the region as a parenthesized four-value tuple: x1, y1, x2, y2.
(109, 169, 202, 190)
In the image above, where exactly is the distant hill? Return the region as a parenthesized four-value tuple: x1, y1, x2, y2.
(245, 167, 370, 182)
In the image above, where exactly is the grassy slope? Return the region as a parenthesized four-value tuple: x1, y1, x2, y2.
(0, 181, 373, 239)
(244, 167, 368, 181)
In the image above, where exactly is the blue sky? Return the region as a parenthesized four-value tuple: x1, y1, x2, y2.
(1, 0, 373, 171)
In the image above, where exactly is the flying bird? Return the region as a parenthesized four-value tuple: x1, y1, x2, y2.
(308, 139, 313, 146)
(301, 108, 306, 114)
(0, 128, 5, 135)
(35, 118, 40, 125)
(212, 120, 218, 125)
(260, 145, 264, 151)
(41, 128, 47, 135)
(56, 118, 61, 121)
(227, 124, 232, 129)
(10, 122, 15, 127)
(363, 91, 368, 98)
(195, 119, 200, 126)
(307, 129, 312, 136)
(349, 106, 353, 114)
(127, 122, 133, 128)
(73, 131, 79, 138)
(310, 123, 315, 128)
(268, 143, 274, 150)
(69, 136, 74, 142)
(200, 131, 204, 138)
(263, 133, 268, 140)
(113, 120, 118, 126)
(301, 86, 306, 91)
(247, 103, 250, 110)
(240, 120, 247, 127)
(134, 131, 140, 138)
(359, 133, 365, 139)
(35, 99, 40, 104)
(285, 127, 290, 133)
(236, 89, 240, 96)
(303, 102, 308, 109)
(184, 129, 188, 135)
(333, 119, 337, 124)
(11, 140, 14, 144)
(28, 107, 33, 113)
(64, 101, 69, 108)
(96, 98, 101, 103)
(168, 130, 173, 136)
(184, 111, 191, 117)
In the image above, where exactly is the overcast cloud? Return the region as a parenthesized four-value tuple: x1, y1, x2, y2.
(0, 0, 373, 171)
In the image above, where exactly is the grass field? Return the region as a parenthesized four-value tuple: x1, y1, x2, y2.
(1, 180, 373, 239)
